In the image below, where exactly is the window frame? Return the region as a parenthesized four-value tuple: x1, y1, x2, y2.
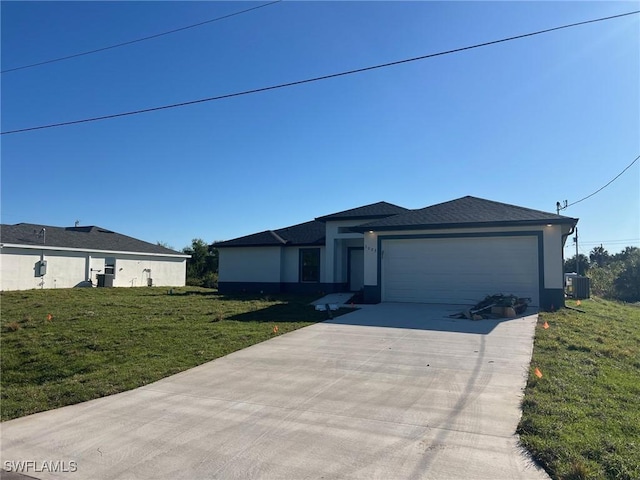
(104, 257, 116, 276)
(299, 248, 321, 283)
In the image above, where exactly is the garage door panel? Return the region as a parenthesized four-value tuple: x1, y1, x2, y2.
(382, 237, 539, 306)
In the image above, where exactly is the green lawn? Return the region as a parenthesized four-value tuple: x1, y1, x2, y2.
(0, 287, 351, 421)
(518, 298, 640, 480)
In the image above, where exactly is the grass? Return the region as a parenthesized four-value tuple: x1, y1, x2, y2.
(0, 287, 352, 421)
(518, 297, 640, 480)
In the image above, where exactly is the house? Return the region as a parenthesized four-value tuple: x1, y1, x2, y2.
(0, 223, 189, 291)
(214, 196, 578, 311)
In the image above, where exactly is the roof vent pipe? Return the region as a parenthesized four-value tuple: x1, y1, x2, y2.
(35, 227, 46, 244)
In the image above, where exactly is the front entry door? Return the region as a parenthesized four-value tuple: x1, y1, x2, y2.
(348, 248, 364, 292)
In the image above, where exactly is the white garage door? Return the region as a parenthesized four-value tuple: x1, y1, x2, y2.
(382, 236, 539, 306)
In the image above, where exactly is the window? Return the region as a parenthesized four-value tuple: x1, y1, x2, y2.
(299, 248, 320, 283)
(105, 257, 116, 275)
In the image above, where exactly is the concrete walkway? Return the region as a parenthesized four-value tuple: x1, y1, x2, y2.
(0, 304, 548, 479)
(310, 292, 355, 306)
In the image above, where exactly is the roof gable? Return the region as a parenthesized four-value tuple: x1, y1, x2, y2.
(356, 196, 578, 231)
(1, 223, 183, 255)
(315, 201, 409, 222)
(214, 220, 325, 248)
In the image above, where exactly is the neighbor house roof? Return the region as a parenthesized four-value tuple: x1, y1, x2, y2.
(0, 223, 185, 256)
(315, 201, 409, 222)
(213, 220, 326, 248)
(353, 196, 578, 232)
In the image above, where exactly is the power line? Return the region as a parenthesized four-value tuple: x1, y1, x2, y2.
(578, 240, 640, 246)
(2, 9, 638, 135)
(1, 1, 281, 74)
(566, 155, 640, 208)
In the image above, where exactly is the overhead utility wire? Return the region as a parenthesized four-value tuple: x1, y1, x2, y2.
(2, 10, 638, 136)
(1, 1, 281, 74)
(578, 240, 640, 246)
(566, 155, 639, 208)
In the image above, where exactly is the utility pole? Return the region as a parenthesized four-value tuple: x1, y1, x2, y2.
(556, 200, 567, 215)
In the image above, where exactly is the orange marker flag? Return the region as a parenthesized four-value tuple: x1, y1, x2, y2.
(534, 367, 543, 378)
(273, 325, 279, 334)
(46, 313, 53, 321)
(543, 321, 549, 329)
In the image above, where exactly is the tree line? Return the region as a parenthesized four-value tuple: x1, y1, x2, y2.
(158, 239, 219, 288)
(182, 239, 219, 288)
(564, 246, 639, 303)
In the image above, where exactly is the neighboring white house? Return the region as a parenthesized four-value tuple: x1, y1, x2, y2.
(0, 223, 189, 291)
(214, 196, 579, 311)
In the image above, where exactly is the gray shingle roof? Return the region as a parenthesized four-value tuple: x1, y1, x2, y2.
(315, 201, 409, 221)
(213, 220, 325, 248)
(213, 197, 579, 247)
(355, 196, 578, 231)
(1, 223, 184, 255)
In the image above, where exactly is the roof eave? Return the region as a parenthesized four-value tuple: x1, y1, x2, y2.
(215, 240, 325, 248)
(213, 242, 283, 248)
(0, 243, 190, 258)
(352, 217, 578, 233)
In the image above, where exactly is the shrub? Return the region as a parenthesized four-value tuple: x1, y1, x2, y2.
(185, 277, 203, 287)
(202, 272, 218, 289)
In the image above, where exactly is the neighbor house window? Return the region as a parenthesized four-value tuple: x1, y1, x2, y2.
(299, 248, 320, 282)
(105, 257, 116, 275)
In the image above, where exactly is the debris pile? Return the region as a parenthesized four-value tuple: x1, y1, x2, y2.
(450, 294, 531, 320)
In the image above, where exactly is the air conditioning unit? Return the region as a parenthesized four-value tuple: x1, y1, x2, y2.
(97, 274, 114, 287)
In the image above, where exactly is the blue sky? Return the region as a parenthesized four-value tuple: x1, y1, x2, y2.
(2, 1, 638, 257)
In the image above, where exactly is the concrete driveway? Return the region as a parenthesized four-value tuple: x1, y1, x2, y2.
(1, 304, 548, 480)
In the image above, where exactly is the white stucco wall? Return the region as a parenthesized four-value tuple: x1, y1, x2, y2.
(281, 247, 300, 283)
(105, 255, 187, 287)
(219, 246, 329, 285)
(218, 247, 282, 283)
(363, 225, 567, 291)
(0, 248, 86, 290)
(0, 246, 187, 291)
(324, 220, 366, 283)
(364, 231, 379, 286)
(334, 238, 364, 284)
